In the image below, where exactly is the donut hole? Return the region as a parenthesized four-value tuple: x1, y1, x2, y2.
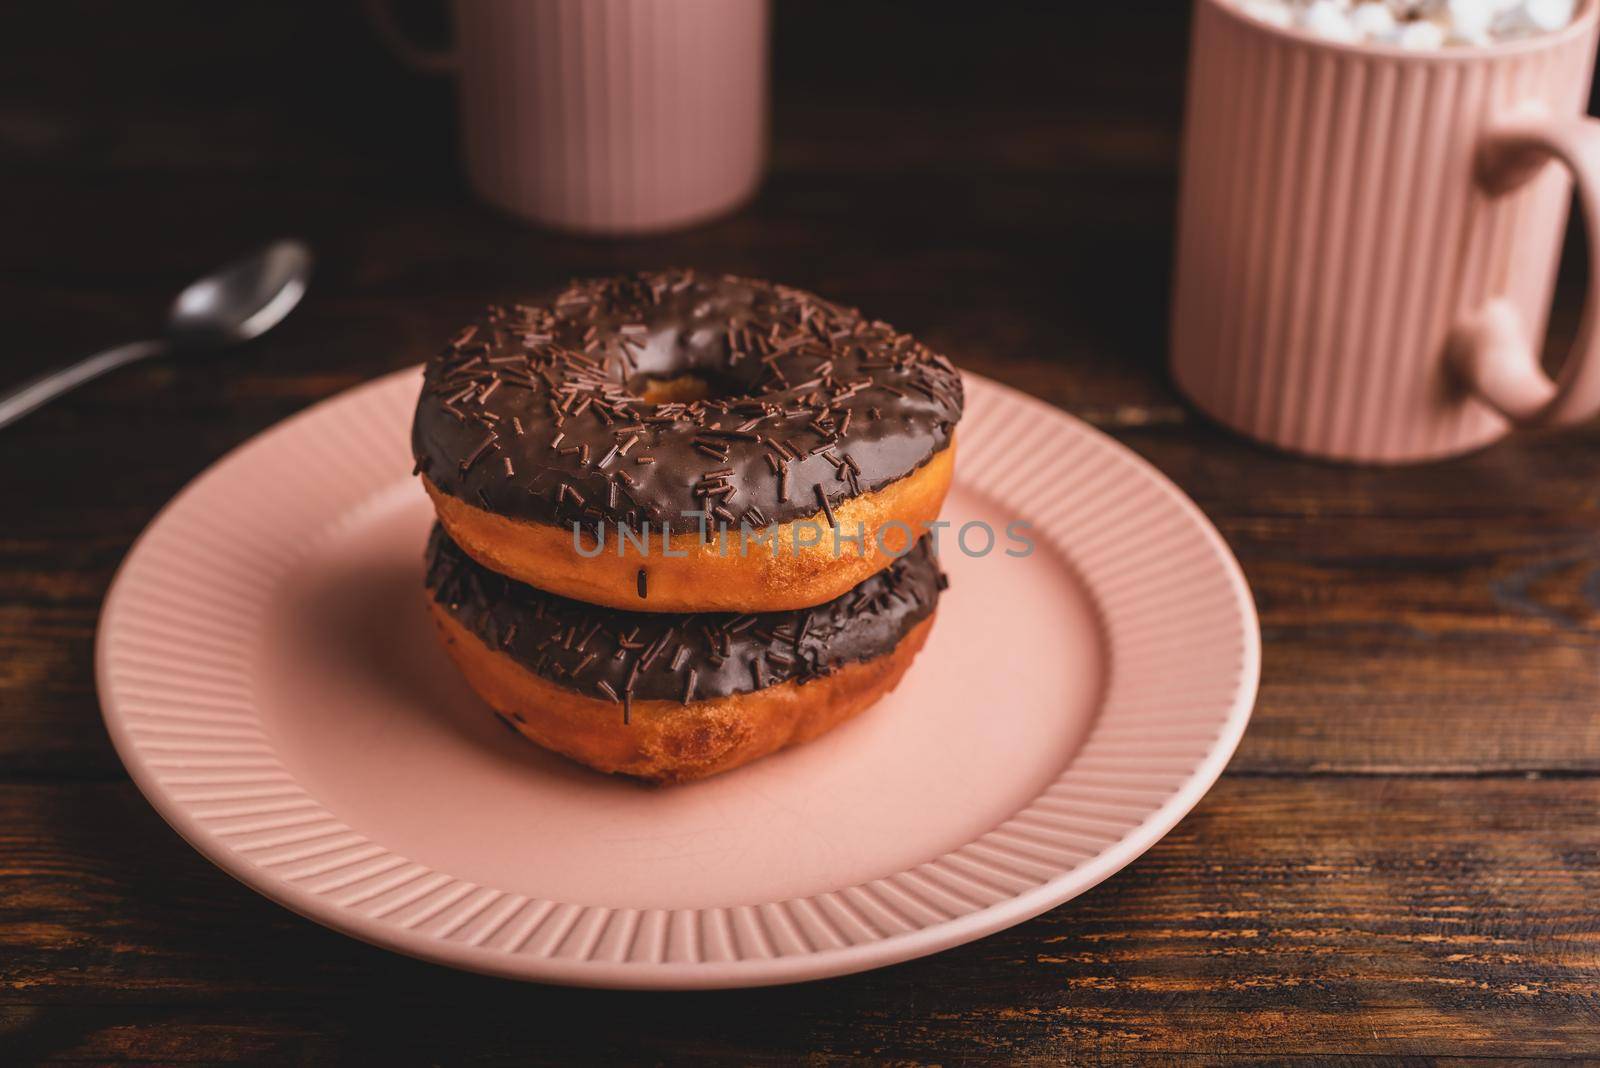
(630, 372, 743, 405)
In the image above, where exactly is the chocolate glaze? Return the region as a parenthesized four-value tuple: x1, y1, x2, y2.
(425, 526, 946, 706)
(411, 270, 963, 530)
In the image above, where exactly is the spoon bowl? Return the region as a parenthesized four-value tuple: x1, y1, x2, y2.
(0, 239, 314, 429)
(169, 239, 314, 347)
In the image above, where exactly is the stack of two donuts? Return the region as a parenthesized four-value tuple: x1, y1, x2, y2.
(412, 271, 963, 783)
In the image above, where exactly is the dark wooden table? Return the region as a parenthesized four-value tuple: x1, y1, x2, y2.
(4, 2, 1599, 1062)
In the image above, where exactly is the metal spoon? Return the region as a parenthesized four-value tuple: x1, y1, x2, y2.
(0, 239, 313, 430)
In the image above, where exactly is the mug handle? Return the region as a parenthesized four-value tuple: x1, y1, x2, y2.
(1450, 109, 1600, 427)
(363, 0, 458, 75)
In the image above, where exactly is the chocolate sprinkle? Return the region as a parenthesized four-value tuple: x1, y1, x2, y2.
(460, 434, 497, 472)
(814, 484, 836, 528)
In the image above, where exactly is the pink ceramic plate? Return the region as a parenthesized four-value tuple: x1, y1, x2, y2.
(97, 368, 1259, 989)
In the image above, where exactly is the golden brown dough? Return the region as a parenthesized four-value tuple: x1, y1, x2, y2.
(429, 603, 936, 783)
(425, 437, 955, 613)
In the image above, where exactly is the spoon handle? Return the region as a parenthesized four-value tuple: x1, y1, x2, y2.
(0, 339, 166, 430)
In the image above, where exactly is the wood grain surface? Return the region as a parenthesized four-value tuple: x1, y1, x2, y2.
(2, 1, 1598, 1062)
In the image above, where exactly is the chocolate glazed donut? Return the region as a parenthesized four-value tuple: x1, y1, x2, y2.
(425, 526, 947, 783)
(411, 270, 963, 613)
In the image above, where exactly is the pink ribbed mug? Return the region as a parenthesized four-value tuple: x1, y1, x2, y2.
(368, 0, 768, 235)
(1172, 0, 1600, 463)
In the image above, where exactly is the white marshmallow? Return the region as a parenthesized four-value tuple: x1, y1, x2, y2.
(1447, 0, 1495, 37)
(1397, 18, 1449, 46)
(1230, 0, 1574, 43)
(1304, 0, 1360, 39)
(1241, 0, 1296, 26)
(1524, 0, 1576, 32)
(1350, 2, 1399, 35)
